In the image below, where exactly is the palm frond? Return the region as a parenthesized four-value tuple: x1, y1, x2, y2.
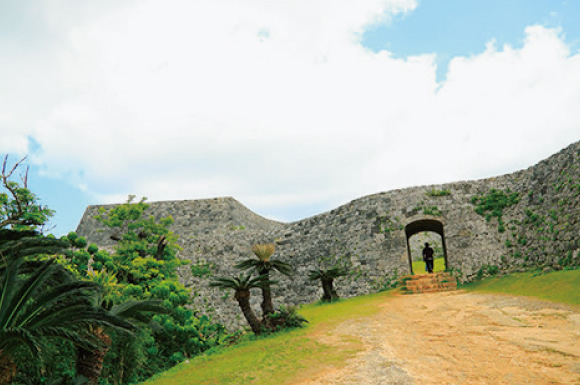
(307, 269, 324, 281)
(248, 273, 277, 289)
(17, 281, 101, 329)
(0, 259, 55, 328)
(0, 256, 20, 324)
(209, 276, 241, 290)
(270, 260, 293, 276)
(109, 300, 167, 325)
(233, 259, 261, 271)
(235, 257, 293, 276)
(0, 328, 42, 360)
(210, 273, 276, 291)
(33, 326, 102, 351)
(307, 267, 348, 281)
(0, 235, 68, 269)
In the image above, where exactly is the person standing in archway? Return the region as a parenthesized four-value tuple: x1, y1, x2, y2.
(422, 242, 434, 273)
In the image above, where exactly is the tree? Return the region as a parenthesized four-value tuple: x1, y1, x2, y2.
(0, 156, 164, 384)
(93, 195, 183, 286)
(1, 155, 66, 277)
(0, 156, 105, 383)
(209, 273, 274, 334)
(88, 197, 227, 380)
(1, 155, 53, 230)
(234, 243, 292, 316)
(308, 267, 348, 302)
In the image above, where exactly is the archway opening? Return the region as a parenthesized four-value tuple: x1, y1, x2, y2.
(405, 219, 448, 275)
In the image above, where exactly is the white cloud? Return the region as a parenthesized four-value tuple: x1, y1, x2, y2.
(1, 1, 579, 222)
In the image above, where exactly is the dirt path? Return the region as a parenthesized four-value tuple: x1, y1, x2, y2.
(298, 291, 580, 385)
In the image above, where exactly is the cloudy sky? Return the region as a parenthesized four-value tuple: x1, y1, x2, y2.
(2, 0, 579, 235)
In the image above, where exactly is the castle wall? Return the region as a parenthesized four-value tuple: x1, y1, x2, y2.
(76, 141, 580, 330)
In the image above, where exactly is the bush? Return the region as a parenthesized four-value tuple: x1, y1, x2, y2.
(264, 306, 309, 331)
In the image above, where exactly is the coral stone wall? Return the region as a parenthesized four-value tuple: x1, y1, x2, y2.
(76, 141, 580, 330)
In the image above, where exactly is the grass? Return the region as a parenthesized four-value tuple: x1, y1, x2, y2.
(141, 290, 394, 385)
(141, 267, 579, 384)
(464, 268, 580, 306)
(411, 257, 445, 275)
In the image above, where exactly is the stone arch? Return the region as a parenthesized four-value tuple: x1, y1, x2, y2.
(405, 218, 448, 275)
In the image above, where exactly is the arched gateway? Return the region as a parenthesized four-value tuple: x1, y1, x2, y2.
(405, 219, 448, 275)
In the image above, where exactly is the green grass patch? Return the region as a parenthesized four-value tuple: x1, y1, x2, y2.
(141, 290, 394, 385)
(464, 269, 580, 306)
(411, 257, 445, 275)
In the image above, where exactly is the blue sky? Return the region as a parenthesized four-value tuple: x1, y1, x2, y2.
(1, 0, 579, 236)
(363, 0, 580, 81)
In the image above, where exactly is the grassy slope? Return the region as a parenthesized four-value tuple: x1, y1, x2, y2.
(411, 257, 445, 274)
(141, 268, 579, 385)
(142, 291, 393, 385)
(463, 268, 580, 306)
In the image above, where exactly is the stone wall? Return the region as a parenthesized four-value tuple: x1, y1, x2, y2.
(76, 141, 580, 330)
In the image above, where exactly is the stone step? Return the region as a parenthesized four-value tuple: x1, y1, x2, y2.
(399, 272, 458, 294)
(405, 281, 457, 289)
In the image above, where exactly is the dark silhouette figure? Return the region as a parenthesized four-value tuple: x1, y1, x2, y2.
(422, 242, 434, 273)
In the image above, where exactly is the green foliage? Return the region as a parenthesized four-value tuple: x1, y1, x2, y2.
(426, 188, 451, 197)
(378, 212, 403, 233)
(93, 196, 185, 285)
(0, 255, 135, 383)
(61, 197, 228, 382)
(552, 168, 580, 197)
(465, 269, 580, 306)
(422, 205, 442, 216)
(369, 268, 399, 292)
(412, 257, 446, 275)
(410, 201, 443, 217)
(470, 188, 520, 232)
(233, 243, 293, 317)
(308, 251, 354, 301)
(234, 256, 293, 277)
(264, 306, 308, 331)
(222, 244, 299, 333)
(558, 250, 580, 268)
(1, 156, 54, 231)
(475, 264, 499, 280)
(210, 273, 274, 335)
(190, 259, 214, 278)
(209, 273, 274, 292)
(141, 291, 393, 385)
(307, 266, 348, 282)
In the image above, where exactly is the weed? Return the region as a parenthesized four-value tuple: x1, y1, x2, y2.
(426, 188, 451, 197)
(471, 188, 519, 233)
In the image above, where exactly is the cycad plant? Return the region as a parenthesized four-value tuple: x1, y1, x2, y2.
(308, 267, 348, 302)
(234, 244, 292, 316)
(210, 273, 274, 334)
(0, 257, 134, 384)
(75, 271, 167, 384)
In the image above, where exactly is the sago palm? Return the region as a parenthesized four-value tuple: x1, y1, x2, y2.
(0, 258, 134, 384)
(234, 244, 292, 316)
(75, 270, 167, 384)
(308, 267, 348, 302)
(210, 273, 275, 334)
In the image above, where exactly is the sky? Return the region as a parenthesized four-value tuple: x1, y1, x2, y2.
(1, 0, 580, 236)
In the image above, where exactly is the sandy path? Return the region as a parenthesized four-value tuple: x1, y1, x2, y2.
(298, 291, 580, 385)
